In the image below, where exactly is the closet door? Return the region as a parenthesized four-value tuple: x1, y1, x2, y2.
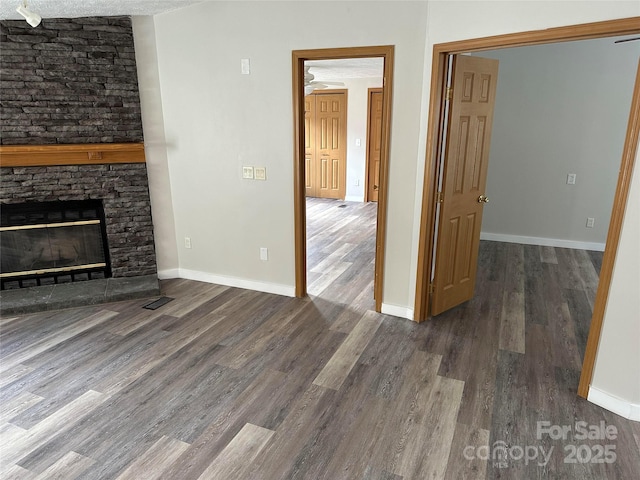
(305, 91, 347, 200)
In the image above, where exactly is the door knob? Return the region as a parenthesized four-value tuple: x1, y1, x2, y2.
(477, 194, 489, 203)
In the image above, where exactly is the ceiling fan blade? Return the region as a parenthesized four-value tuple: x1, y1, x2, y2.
(304, 66, 315, 85)
(614, 37, 640, 44)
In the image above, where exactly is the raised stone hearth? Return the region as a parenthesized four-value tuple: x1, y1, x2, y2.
(0, 275, 160, 315)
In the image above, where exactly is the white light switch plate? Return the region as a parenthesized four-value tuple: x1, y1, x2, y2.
(241, 58, 251, 75)
(242, 166, 254, 179)
(255, 167, 266, 180)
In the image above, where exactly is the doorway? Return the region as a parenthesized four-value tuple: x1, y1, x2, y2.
(292, 46, 394, 312)
(413, 18, 640, 398)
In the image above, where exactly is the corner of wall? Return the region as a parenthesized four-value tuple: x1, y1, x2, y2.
(131, 15, 180, 274)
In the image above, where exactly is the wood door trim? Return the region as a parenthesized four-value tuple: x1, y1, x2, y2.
(413, 17, 640, 400)
(293, 45, 394, 312)
(364, 88, 383, 203)
(578, 60, 640, 398)
(309, 89, 348, 95)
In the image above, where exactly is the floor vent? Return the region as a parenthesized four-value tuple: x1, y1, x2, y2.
(142, 297, 174, 310)
(338, 204, 347, 208)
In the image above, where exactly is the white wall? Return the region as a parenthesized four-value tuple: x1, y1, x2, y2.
(473, 38, 638, 250)
(147, 0, 427, 302)
(590, 149, 640, 420)
(132, 16, 179, 276)
(134, 0, 640, 416)
(329, 78, 384, 202)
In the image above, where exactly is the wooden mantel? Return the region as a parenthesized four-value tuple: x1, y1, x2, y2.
(0, 143, 146, 167)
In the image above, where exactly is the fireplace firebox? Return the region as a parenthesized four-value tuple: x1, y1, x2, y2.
(1, 200, 111, 289)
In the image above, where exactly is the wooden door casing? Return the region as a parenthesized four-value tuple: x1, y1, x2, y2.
(366, 88, 383, 202)
(431, 55, 499, 316)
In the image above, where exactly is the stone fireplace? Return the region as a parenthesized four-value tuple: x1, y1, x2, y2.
(0, 17, 160, 314)
(0, 145, 160, 314)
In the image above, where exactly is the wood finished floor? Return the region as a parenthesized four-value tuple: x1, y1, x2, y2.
(1, 197, 639, 479)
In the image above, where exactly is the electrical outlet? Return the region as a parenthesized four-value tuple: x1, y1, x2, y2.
(260, 247, 268, 261)
(567, 173, 577, 185)
(242, 166, 254, 179)
(586, 217, 595, 228)
(184, 237, 192, 249)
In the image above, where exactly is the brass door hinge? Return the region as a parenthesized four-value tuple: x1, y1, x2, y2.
(429, 283, 435, 294)
(446, 87, 453, 100)
(436, 191, 444, 203)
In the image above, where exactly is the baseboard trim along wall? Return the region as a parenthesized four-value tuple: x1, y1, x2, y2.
(480, 232, 606, 252)
(344, 195, 365, 202)
(381, 303, 414, 321)
(588, 386, 640, 421)
(160, 268, 414, 319)
(157, 268, 180, 280)
(157, 268, 296, 297)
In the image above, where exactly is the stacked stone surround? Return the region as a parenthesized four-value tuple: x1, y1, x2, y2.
(0, 16, 157, 280)
(0, 16, 142, 145)
(0, 163, 156, 278)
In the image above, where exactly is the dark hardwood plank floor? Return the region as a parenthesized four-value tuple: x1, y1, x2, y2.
(1, 197, 638, 479)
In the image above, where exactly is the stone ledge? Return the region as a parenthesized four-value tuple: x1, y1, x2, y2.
(0, 274, 160, 316)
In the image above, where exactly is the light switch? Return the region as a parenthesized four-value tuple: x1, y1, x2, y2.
(242, 166, 254, 179)
(241, 58, 251, 75)
(355, 138, 361, 147)
(260, 247, 268, 261)
(255, 167, 266, 180)
(567, 173, 576, 185)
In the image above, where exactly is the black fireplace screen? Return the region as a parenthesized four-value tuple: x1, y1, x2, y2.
(1, 200, 111, 289)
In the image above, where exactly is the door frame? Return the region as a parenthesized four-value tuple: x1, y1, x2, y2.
(293, 46, 394, 312)
(364, 87, 383, 203)
(413, 17, 640, 399)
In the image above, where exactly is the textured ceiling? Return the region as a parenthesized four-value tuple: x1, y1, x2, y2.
(3, 3, 636, 81)
(306, 58, 385, 81)
(0, 0, 205, 20)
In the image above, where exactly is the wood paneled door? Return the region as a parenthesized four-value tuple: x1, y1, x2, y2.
(366, 88, 383, 202)
(431, 55, 499, 315)
(305, 90, 347, 200)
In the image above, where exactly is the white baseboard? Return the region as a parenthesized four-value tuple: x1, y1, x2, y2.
(178, 268, 295, 297)
(480, 232, 605, 252)
(157, 268, 180, 280)
(381, 303, 414, 321)
(344, 195, 364, 203)
(588, 386, 640, 421)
